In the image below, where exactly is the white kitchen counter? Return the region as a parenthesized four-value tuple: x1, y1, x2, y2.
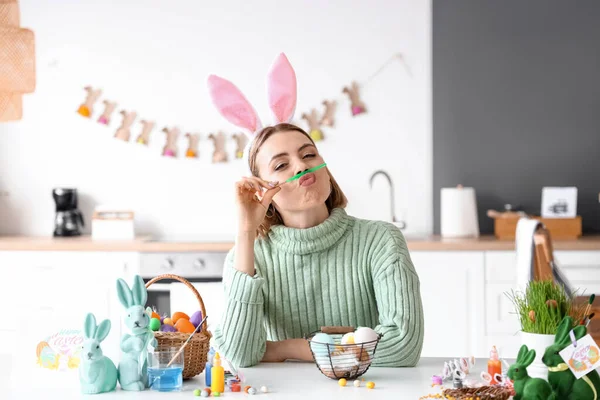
(6, 358, 462, 400)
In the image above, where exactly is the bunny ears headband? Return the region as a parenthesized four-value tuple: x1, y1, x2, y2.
(207, 53, 298, 170)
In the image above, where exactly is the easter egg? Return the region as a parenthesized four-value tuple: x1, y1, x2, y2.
(248, 387, 257, 395)
(151, 311, 161, 320)
(200, 389, 209, 398)
(353, 327, 378, 344)
(204, 388, 211, 395)
(366, 381, 375, 389)
(213, 391, 221, 397)
(171, 311, 190, 324)
(338, 378, 347, 387)
(190, 311, 203, 327)
(244, 385, 252, 393)
(149, 318, 161, 331)
(353, 380, 361, 387)
(193, 389, 201, 396)
(260, 386, 268, 393)
(341, 333, 355, 345)
(175, 318, 195, 333)
(163, 318, 173, 326)
(310, 333, 334, 358)
(160, 324, 177, 332)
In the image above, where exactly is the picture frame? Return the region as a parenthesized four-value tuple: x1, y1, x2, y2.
(541, 187, 578, 218)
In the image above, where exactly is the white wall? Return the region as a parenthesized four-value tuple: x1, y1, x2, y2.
(0, 0, 432, 238)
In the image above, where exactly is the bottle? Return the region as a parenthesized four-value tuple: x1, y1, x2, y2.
(210, 352, 225, 393)
(488, 345, 502, 384)
(205, 348, 215, 386)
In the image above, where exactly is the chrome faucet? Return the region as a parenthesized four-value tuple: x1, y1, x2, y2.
(369, 170, 406, 229)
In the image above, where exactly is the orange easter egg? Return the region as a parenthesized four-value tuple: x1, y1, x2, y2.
(151, 311, 161, 320)
(175, 318, 195, 333)
(171, 312, 190, 324)
(163, 318, 173, 326)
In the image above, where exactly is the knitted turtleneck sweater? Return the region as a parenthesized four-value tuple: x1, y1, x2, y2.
(212, 208, 424, 368)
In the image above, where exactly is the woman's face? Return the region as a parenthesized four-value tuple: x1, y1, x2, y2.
(256, 130, 330, 213)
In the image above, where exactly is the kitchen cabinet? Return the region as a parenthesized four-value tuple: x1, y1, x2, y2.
(410, 251, 485, 358)
(0, 251, 137, 369)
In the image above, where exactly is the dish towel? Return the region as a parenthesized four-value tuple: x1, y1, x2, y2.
(515, 217, 573, 295)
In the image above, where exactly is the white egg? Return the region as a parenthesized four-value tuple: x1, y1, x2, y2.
(353, 327, 379, 344)
(341, 332, 355, 345)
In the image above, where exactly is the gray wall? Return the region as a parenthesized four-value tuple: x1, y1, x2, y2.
(433, 1, 600, 235)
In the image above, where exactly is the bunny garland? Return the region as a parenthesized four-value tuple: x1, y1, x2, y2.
(116, 274, 157, 391)
(79, 313, 118, 394)
(75, 53, 410, 162)
(206, 52, 298, 172)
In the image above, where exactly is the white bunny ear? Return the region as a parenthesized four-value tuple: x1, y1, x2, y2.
(207, 74, 262, 134)
(267, 53, 297, 123)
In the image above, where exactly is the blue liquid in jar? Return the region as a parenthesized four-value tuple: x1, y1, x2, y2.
(148, 366, 183, 392)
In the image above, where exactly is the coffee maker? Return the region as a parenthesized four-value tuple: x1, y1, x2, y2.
(53, 188, 84, 237)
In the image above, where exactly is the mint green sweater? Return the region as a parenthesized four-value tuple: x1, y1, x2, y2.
(213, 208, 424, 368)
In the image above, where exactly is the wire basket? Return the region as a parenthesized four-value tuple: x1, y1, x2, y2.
(305, 326, 382, 380)
(145, 274, 212, 380)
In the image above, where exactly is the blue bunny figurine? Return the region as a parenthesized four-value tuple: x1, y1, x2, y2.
(79, 313, 118, 394)
(116, 275, 157, 391)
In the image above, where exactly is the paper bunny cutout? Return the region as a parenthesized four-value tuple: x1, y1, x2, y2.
(208, 132, 228, 163)
(207, 52, 297, 169)
(301, 109, 323, 142)
(185, 133, 200, 158)
(162, 126, 180, 157)
(343, 81, 367, 116)
(114, 111, 137, 142)
(136, 120, 155, 145)
(77, 86, 102, 118)
(232, 133, 248, 159)
(98, 100, 117, 125)
(320, 100, 337, 127)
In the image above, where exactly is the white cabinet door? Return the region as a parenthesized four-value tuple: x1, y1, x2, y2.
(0, 251, 136, 376)
(410, 251, 485, 358)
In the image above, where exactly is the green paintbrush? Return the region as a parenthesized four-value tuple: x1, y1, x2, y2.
(284, 163, 327, 183)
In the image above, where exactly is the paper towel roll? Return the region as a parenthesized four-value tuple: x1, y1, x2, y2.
(441, 186, 480, 238)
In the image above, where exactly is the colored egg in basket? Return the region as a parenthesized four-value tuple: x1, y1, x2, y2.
(307, 328, 381, 380)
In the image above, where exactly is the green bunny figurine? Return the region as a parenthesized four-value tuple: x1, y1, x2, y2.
(116, 275, 157, 391)
(507, 345, 553, 400)
(79, 313, 118, 394)
(542, 316, 600, 400)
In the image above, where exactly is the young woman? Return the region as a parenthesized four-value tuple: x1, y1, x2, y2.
(207, 54, 424, 368)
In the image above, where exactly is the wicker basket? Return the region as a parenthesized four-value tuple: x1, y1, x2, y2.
(305, 326, 382, 380)
(145, 274, 212, 380)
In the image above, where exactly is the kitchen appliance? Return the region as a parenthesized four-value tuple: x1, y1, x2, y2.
(52, 188, 84, 237)
(140, 250, 227, 331)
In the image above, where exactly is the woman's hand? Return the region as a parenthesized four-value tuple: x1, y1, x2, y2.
(235, 176, 281, 234)
(262, 339, 314, 363)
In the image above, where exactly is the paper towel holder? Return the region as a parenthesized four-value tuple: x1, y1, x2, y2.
(369, 170, 406, 230)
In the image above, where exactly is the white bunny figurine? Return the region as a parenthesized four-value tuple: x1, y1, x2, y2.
(116, 274, 157, 391)
(79, 313, 118, 394)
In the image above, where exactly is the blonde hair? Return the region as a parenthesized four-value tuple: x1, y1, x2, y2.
(248, 123, 348, 237)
